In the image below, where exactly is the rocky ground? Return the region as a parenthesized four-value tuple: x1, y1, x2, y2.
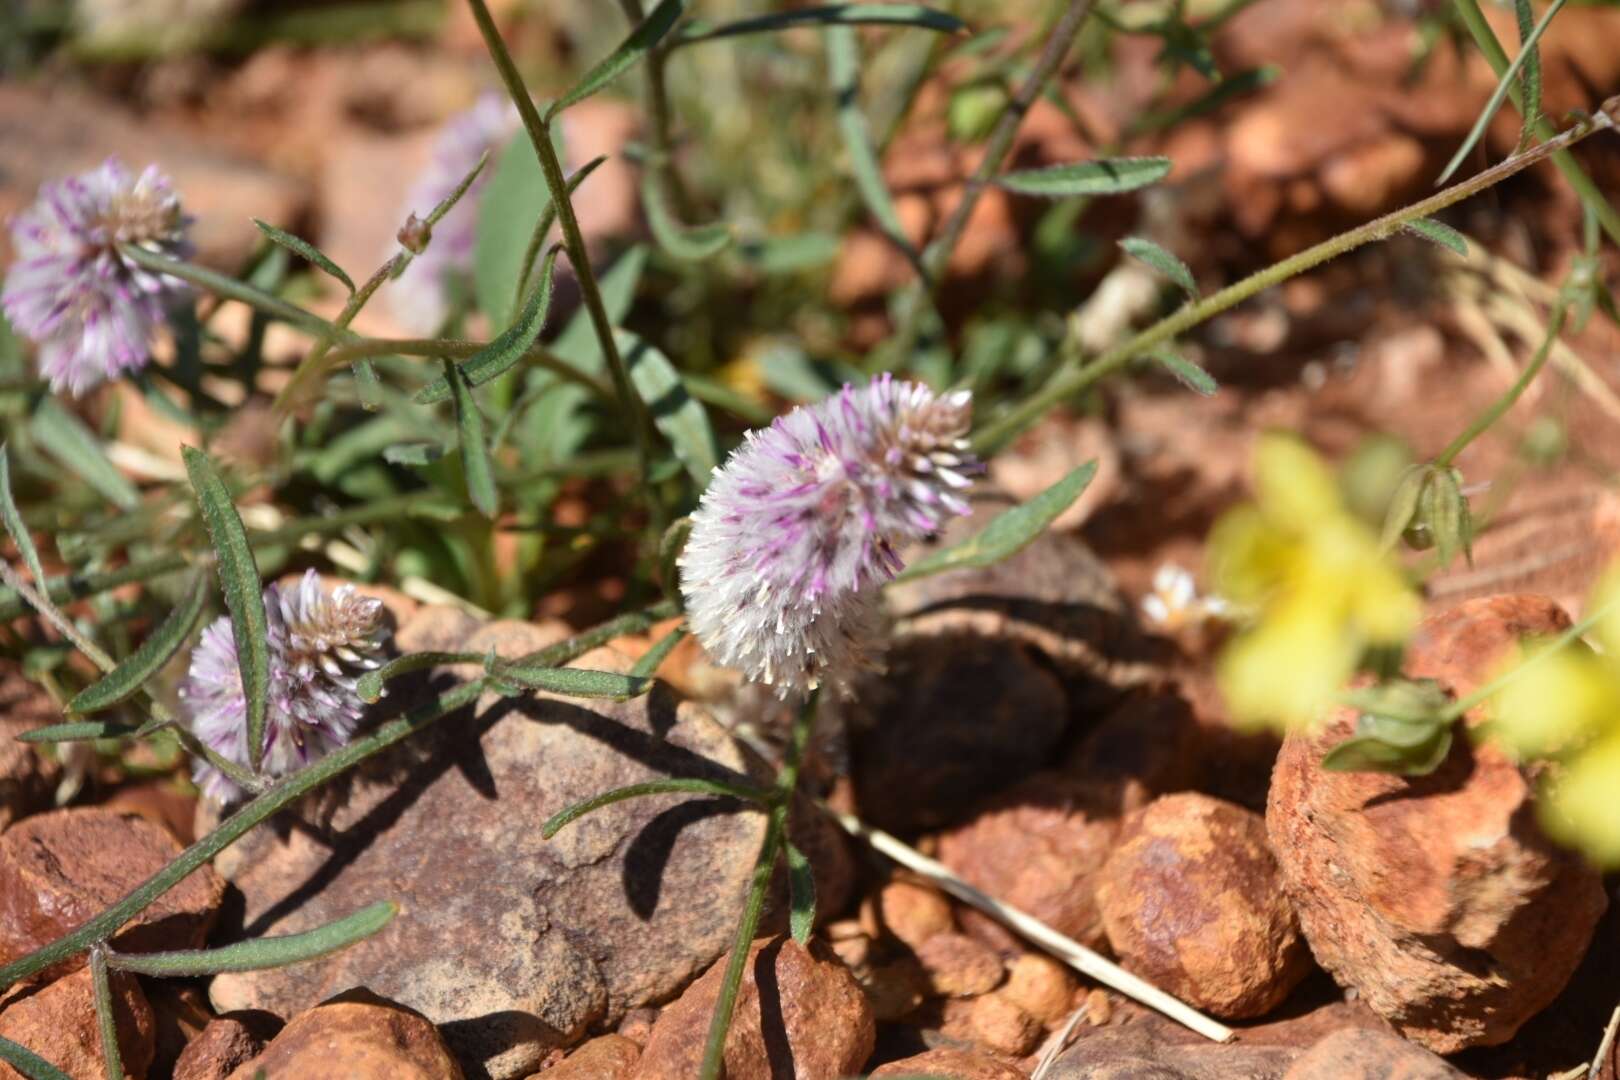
(2, 0, 1620, 1078)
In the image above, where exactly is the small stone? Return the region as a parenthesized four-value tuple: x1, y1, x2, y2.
(861, 958, 930, 1023)
(1318, 133, 1427, 216)
(1084, 988, 1112, 1027)
(869, 1046, 1027, 1079)
(0, 807, 224, 980)
(632, 936, 875, 1080)
(1044, 1018, 1300, 1079)
(146, 981, 216, 1079)
(860, 880, 955, 950)
(174, 1013, 282, 1080)
(914, 933, 1005, 998)
(534, 1034, 640, 1079)
(937, 773, 1124, 952)
(103, 779, 200, 846)
(0, 966, 155, 1080)
(1096, 793, 1309, 1020)
(615, 1008, 658, 1049)
(0, 662, 63, 830)
(963, 993, 1043, 1057)
(1268, 597, 1608, 1052)
(1002, 953, 1078, 1027)
(225, 990, 461, 1080)
(1282, 1028, 1464, 1080)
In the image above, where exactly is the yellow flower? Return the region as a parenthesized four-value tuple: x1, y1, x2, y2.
(1209, 433, 1420, 732)
(1538, 731, 1620, 867)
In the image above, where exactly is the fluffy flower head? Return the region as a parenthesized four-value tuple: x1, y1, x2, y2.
(2, 157, 190, 396)
(679, 376, 977, 695)
(180, 570, 385, 802)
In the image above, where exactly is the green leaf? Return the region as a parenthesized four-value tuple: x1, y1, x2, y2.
(1151, 349, 1216, 396)
(182, 446, 269, 773)
(445, 360, 498, 518)
(894, 462, 1097, 583)
(673, 4, 966, 46)
(1380, 465, 1430, 552)
(552, 246, 648, 372)
(618, 330, 718, 486)
(785, 840, 816, 945)
(18, 719, 140, 744)
(475, 130, 553, 329)
(510, 155, 608, 311)
(736, 232, 841, 274)
(0, 444, 44, 586)
(1404, 217, 1468, 256)
(546, 0, 685, 122)
(997, 157, 1171, 198)
(642, 174, 731, 260)
(356, 650, 486, 704)
(382, 443, 445, 467)
(488, 662, 652, 701)
(252, 220, 354, 294)
(828, 26, 915, 258)
(659, 516, 693, 601)
(107, 901, 397, 977)
(30, 399, 139, 510)
(630, 624, 687, 680)
(1120, 236, 1198, 300)
(70, 571, 209, 714)
(425, 150, 492, 229)
(1430, 468, 1468, 570)
(541, 777, 770, 839)
(0, 1035, 72, 1080)
(1512, 0, 1542, 149)
(1436, 0, 1567, 186)
(418, 247, 561, 404)
(1321, 721, 1453, 776)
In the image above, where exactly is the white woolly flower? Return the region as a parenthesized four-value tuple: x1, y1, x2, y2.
(679, 375, 978, 695)
(1141, 562, 1229, 631)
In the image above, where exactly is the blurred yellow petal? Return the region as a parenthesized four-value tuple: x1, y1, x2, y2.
(1254, 433, 1340, 533)
(1217, 601, 1358, 732)
(1490, 642, 1620, 759)
(1539, 732, 1620, 868)
(1207, 505, 1291, 605)
(1585, 561, 1620, 662)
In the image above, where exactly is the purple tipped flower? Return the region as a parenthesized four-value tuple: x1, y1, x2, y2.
(679, 376, 978, 695)
(180, 570, 386, 802)
(2, 157, 190, 397)
(387, 93, 520, 333)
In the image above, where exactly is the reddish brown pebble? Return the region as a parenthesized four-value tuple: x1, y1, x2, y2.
(1096, 792, 1309, 1019)
(631, 937, 874, 1080)
(0, 807, 224, 979)
(0, 966, 154, 1080)
(914, 932, 1005, 998)
(225, 990, 462, 1080)
(174, 1013, 281, 1080)
(533, 1034, 640, 1079)
(869, 1046, 1027, 1079)
(1282, 1028, 1463, 1079)
(0, 662, 63, 831)
(859, 879, 955, 950)
(1268, 597, 1608, 1052)
(1002, 953, 1078, 1027)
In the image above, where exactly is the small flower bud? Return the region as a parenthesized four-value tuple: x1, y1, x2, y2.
(397, 213, 432, 255)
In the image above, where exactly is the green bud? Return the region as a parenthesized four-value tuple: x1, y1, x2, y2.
(1322, 677, 1455, 776)
(1381, 464, 1474, 569)
(948, 82, 1007, 143)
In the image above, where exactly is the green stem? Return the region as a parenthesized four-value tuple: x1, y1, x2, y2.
(275, 253, 407, 412)
(0, 678, 485, 992)
(515, 598, 680, 668)
(462, 0, 661, 525)
(615, 0, 694, 219)
(972, 106, 1616, 454)
(89, 947, 123, 1080)
(1434, 301, 1567, 467)
(317, 336, 616, 402)
(699, 692, 815, 1080)
(120, 246, 335, 338)
(1451, 0, 1620, 248)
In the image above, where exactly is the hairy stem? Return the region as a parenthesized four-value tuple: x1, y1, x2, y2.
(972, 106, 1616, 453)
(317, 336, 616, 402)
(1435, 301, 1567, 467)
(89, 947, 123, 1080)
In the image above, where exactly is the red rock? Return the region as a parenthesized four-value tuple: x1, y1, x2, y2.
(869, 1046, 1026, 1078)
(1267, 597, 1608, 1052)
(1062, 690, 1202, 812)
(0, 966, 155, 1080)
(225, 990, 461, 1080)
(859, 880, 955, 951)
(533, 1034, 640, 1079)
(913, 933, 1005, 999)
(937, 773, 1124, 952)
(1002, 952, 1079, 1028)
(959, 992, 1043, 1058)
(0, 662, 63, 831)
(0, 807, 224, 980)
(1282, 1028, 1463, 1079)
(103, 779, 200, 847)
(174, 1013, 281, 1080)
(1318, 133, 1426, 216)
(631, 936, 874, 1080)
(1043, 1018, 1299, 1078)
(146, 981, 216, 1080)
(1096, 793, 1309, 1020)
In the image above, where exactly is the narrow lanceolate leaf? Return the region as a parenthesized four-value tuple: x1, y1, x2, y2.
(785, 840, 817, 946)
(418, 247, 562, 404)
(488, 663, 651, 701)
(0, 1036, 71, 1080)
(1404, 217, 1468, 256)
(542, 778, 771, 838)
(0, 444, 44, 586)
(252, 220, 355, 294)
(476, 131, 551, 329)
(70, 571, 208, 715)
(658, 516, 693, 603)
(182, 446, 270, 771)
(1151, 350, 1217, 396)
(19, 719, 139, 744)
(1513, 0, 1542, 148)
(996, 157, 1171, 198)
(1120, 236, 1198, 300)
(382, 443, 445, 467)
(894, 462, 1098, 583)
(426, 150, 491, 228)
(108, 902, 397, 977)
(642, 175, 731, 260)
(618, 330, 718, 485)
(1436, 0, 1567, 186)
(546, 0, 685, 121)
(30, 399, 139, 510)
(828, 26, 914, 257)
(445, 360, 498, 519)
(673, 4, 966, 46)
(356, 650, 487, 704)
